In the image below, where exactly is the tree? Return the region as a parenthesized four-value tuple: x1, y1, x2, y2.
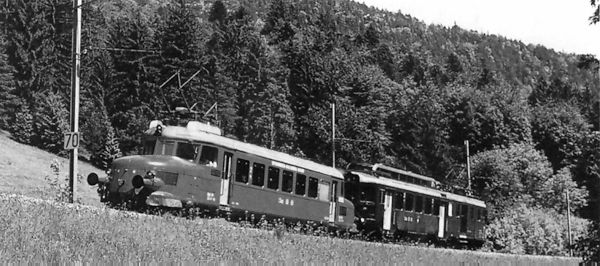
(531, 102, 589, 170)
(590, 0, 599, 24)
(470, 143, 587, 217)
(2, 0, 71, 102)
(32, 92, 69, 156)
(0, 33, 17, 130)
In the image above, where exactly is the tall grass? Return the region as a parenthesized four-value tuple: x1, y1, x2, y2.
(0, 193, 582, 264)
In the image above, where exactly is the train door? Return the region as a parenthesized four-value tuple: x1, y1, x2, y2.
(329, 181, 338, 223)
(437, 201, 446, 238)
(383, 190, 393, 231)
(460, 204, 468, 233)
(219, 152, 233, 205)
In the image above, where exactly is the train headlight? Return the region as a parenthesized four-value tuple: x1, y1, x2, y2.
(146, 170, 156, 178)
(360, 218, 365, 223)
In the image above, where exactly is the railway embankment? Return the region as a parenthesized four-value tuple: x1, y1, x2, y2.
(0, 193, 581, 264)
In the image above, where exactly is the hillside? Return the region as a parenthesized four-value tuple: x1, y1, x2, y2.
(0, 130, 102, 207)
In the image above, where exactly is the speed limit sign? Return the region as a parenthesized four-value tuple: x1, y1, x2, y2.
(64, 132, 80, 150)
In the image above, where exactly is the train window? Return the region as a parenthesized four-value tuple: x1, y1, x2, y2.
(252, 163, 265, 187)
(415, 196, 423, 213)
(199, 146, 219, 168)
(379, 190, 385, 204)
(176, 142, 197, 161)
(143, 139, 156, 155)
(307, 177, 319, 198)
(359, 186, 376, 203)
(424, 198, 432, 214)
(461, 204, 468, 217)
(267, 167, 280, 190)
(282, 171, 294, 193)
(395, 192, 404, 210)
(163, 141, 175, 155)
(405, 194, 414, 211)
(295, 174, 306, 195)
(433, 199, 440, 215)
(318, 181, 330, 202)
(339, 206, 347, 216)
(235, 159, 250, 183)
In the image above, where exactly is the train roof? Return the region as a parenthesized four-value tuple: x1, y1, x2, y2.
(153, 121, 344, 180)
(350, 171, 486, 208)
(372, 164, 439, 184)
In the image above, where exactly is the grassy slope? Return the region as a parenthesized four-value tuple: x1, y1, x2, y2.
(0, 130, 102, 207)
(0, 131, 582, 264)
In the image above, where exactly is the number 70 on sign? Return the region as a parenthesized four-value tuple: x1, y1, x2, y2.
(64, 132, 80, 150)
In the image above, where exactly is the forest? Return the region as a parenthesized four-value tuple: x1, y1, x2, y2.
(1, 0, 600, 259)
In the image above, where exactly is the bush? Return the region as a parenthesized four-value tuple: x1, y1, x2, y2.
(485, 204, 589, 256)
(43, 159, 72, 203)
(577, 220, 600, 263)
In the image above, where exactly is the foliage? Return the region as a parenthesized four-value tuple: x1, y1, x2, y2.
(577, 220, 600, 263)
(0, 34, 16, 130)
(32, 92, 70, 156)
(7, 102, 35, 144)
(93, 127, 122, 170)
(485, 204, 589, 256)
(43, 159, 72, 203)
(531, 102, 589, 169)
(470, 143, 588, 217)
(590, 0, 599, 24)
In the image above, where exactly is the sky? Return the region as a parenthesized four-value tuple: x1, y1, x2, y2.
(359, 0, 600, 57)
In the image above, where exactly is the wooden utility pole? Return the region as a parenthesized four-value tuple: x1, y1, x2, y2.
(566, 190, 573, 257)
(69, 0, 82, 203)
(331, 103, 335, 168)
(465, 140, 471, 195)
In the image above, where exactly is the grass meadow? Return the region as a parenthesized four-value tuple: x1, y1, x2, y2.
(0, 193, 582, 264)
(0, 131, 583, 264)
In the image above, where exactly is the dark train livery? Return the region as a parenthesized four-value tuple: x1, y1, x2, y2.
(88, 119, 356, 230)
(344, 163, 486, 244)
(88, 118, 486, 243)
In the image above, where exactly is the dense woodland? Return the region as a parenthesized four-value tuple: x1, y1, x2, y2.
(1, 0, 600, 258)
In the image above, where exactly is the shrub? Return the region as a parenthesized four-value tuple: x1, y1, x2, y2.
(485, 204, 589, 256)
(43, 159, 72, 203)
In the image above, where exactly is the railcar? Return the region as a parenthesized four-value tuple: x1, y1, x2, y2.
(344, 163, 487, 245)
(87, 118, 355, 230)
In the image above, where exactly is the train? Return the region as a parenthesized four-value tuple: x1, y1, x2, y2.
(87, 116, 486, 244)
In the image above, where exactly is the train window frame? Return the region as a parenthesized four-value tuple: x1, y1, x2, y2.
(282, 170, 294, 193)
(199, 145, 219, 168)
(415, 195, 423, 213)
(295, 174, 307, 196)
(267, 167, 280, 190)
(424, 197, 432, 214)
(235, 158, 250, 184)
(307, 177, 319, 198)
(162, 140, 175, 155)
(175, 142, 198, 162)
(252, 163, 265, 187)
(405, 193, 414, 211)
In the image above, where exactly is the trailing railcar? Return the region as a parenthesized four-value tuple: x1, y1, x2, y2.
(87, 119, 355, 230)
(344, 163, 486, 245)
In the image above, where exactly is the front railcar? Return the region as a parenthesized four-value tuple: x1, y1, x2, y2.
(88, 154, 217, 210)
